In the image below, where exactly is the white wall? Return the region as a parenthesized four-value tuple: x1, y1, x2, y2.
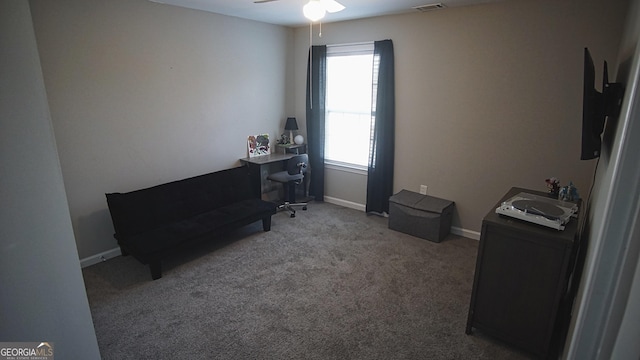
(292, 0, 629, 233)
(30, 0, 293, 261)
(0, 2, 100, 358)
(566, 0, 640, 356)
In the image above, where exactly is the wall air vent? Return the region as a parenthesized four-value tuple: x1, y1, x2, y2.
(413, 3, 446, 12)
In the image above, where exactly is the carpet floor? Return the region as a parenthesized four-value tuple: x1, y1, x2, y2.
(83, 202, 535, 359)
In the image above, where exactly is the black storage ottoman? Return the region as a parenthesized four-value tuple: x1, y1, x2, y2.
(388, 190, 455, 243)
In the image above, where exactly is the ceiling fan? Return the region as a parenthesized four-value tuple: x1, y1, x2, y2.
(254, 0, 345, 22)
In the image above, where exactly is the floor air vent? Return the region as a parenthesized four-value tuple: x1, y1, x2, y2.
(413, 3, 446, 12)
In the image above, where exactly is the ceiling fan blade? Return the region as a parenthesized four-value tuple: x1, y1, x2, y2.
(253, 0, 279, 3)
(320, 0, 345, 13)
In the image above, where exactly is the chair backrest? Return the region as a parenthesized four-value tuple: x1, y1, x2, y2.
(286, 154, 309, 176)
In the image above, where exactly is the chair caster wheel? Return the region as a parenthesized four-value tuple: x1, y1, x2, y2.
(290, 213, 296, 218)
(302, 206, 307, 211)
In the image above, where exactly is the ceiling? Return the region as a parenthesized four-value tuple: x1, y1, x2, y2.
(148, 0, 506, 27)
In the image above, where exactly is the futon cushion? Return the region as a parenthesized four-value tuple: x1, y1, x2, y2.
(123, 198, 274, 255)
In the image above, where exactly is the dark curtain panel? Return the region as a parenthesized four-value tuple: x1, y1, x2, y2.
(306, 45, 327, 201)
(366, 40, 395, 214)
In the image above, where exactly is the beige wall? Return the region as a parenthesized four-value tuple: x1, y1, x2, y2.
(30, 0, 630, 262)
(292, 0, 629, 234)
(30, 0, 293, 260)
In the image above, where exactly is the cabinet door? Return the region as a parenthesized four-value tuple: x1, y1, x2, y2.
(472, 223, 569, 355)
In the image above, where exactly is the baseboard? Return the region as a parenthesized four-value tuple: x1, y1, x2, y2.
(451, 226, 481, 240)
(80, 247, 122, 268)
(80, 203, 479, 267)
(323, 196, 481, 240)
(78, 228, 479, 268)
(324, 196, 367, 212)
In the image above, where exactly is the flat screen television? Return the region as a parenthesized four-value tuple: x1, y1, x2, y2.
(581, 48, 624, 160)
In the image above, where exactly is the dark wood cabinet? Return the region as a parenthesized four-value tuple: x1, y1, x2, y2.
(466, 187, 581, 358)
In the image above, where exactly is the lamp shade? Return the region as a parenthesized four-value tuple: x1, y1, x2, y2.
(285, 117, 298, 130)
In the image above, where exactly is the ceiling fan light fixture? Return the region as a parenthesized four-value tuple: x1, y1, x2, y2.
(303, 0, 326, 22)
(320, 0, 345, 13)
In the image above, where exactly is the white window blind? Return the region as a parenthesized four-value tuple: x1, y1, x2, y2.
(325, 42, 374, 168)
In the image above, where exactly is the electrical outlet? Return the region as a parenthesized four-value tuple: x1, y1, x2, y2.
(419, 185, 428, 195)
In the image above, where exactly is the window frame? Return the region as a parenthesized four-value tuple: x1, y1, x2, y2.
(324, 42, 375, 171)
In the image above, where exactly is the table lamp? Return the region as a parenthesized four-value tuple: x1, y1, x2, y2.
(285, 117, 298, 144)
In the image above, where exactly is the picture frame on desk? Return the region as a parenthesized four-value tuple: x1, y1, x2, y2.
(247, 134, 270, 158)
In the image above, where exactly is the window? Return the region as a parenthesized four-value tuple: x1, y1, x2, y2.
(324, 43, 374, 168)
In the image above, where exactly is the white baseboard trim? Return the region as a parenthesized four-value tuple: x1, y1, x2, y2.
(80, 247, 122, 268)
(324, 196, 367, 212)
(79, 202, 480, 267)
(323, 196, 481, 240)
(451, 226, 481, 240)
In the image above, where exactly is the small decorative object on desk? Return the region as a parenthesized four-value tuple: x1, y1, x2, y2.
(545, 177, 560, 197)
(247, 134, 270, 158)
(278, 134, 289, 145)
(559, 181, 580, 202)
(294, 134, 304, 145)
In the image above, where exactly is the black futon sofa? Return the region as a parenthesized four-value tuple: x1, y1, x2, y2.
(105, 166, 276, 280)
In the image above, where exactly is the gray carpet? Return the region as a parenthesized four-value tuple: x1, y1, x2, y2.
(83, 202, 534, 359)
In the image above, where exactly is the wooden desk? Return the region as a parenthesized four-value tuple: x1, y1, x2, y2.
(240, 153, 300, 201)
(275, 143, 306, 155)
(240, 153, 295, 166)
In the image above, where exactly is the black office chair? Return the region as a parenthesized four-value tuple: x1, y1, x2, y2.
(267, 154, 308, 218)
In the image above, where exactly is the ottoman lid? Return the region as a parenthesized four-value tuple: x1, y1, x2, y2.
(389, 189, 454, 214)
